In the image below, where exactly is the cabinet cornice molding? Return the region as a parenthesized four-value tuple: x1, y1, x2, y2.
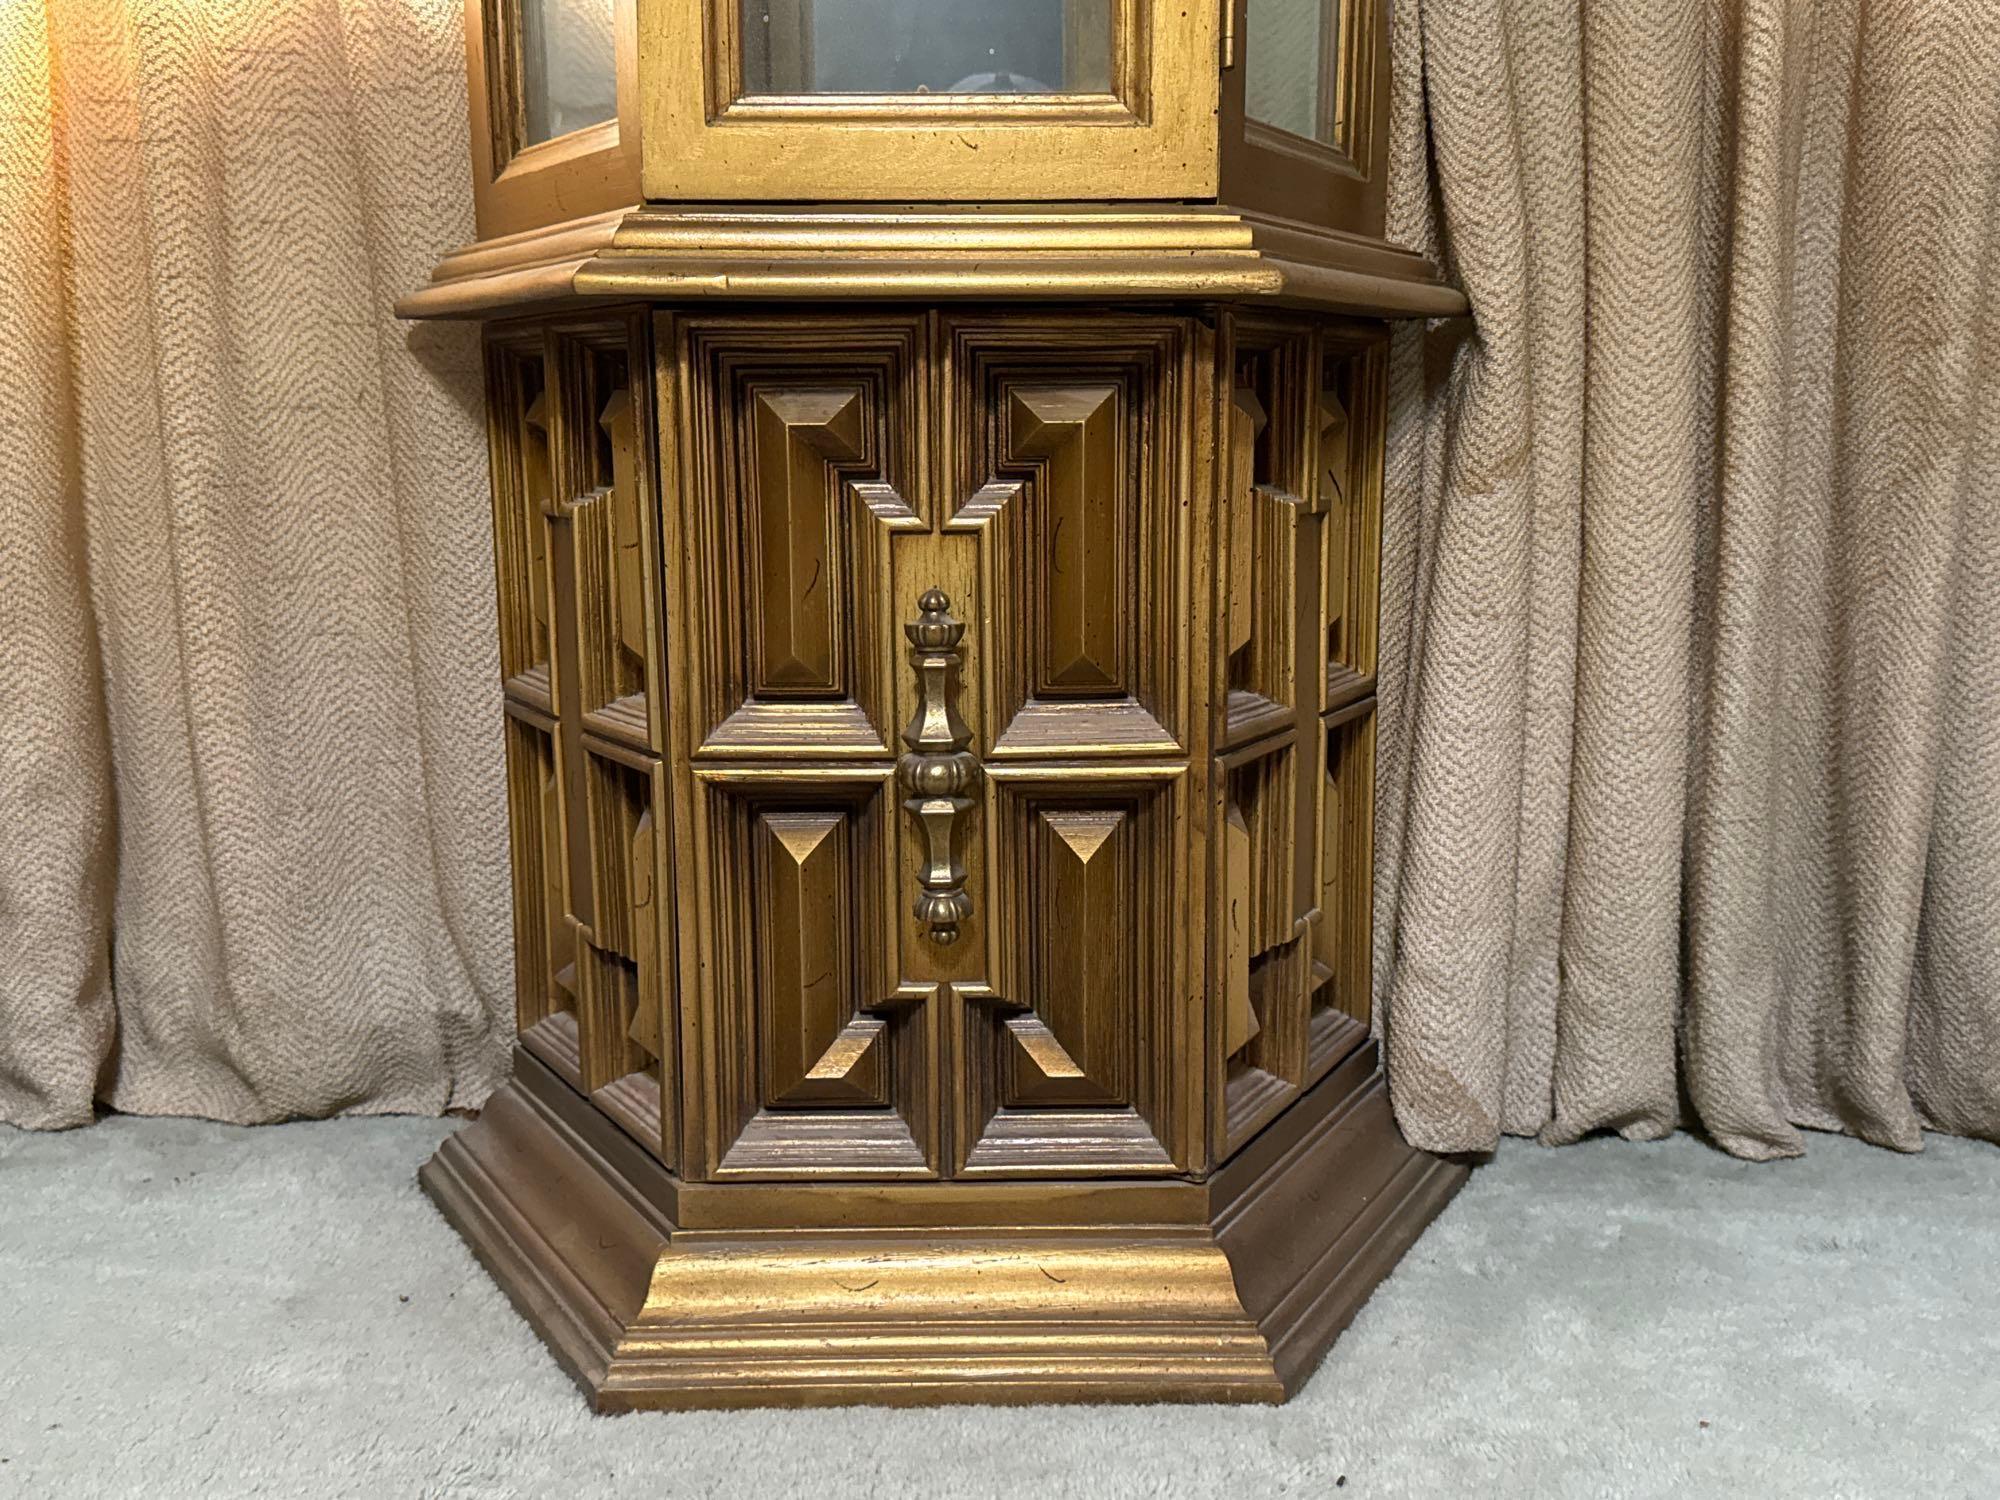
(396, 204, 1469, 321)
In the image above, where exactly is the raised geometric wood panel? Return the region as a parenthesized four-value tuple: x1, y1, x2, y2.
(687, 771, 935, 1178)
(1005, 803, 1135, 1109)
(487, 335, 554, 697)
(501, 702, 571, 1032)
(676, 316, 926, 759)
(1213, 315, 1385, 1159)
(1318, 334, 1387, 710)
(1308, 331, 1387, 1069)
(752, 807, 887, 1109)
(945, 318, 1193, 759)
(955, 775, 1188, 1175)
(1313, 701, 1377, 1043)
(937, 315, 1204, 1176)
(1223, 328, 1315, 747)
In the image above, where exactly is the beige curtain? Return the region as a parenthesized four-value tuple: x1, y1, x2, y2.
(5, 2, 1995, 1160)
(1377, 0, 2000, 1159)
(0, 0, 509, 1129)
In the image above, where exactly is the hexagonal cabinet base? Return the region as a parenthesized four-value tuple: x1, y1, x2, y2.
(420, 1046, 1466, 1410)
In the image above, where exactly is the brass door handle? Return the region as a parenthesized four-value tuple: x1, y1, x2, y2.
(898, 588, 977, 944)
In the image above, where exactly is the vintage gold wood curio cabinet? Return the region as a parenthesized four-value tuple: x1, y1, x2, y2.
(403, 0, 1470, 1409)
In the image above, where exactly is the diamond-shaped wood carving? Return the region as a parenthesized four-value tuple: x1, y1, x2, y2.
(679, 318, 926, 760)
(1005, 386, 1127, 695)
(754, 809, 888, 1109)
(946, 319, 1191, 759)
(747, 388, 866, 693)
(1002, 807, 1132, 1109)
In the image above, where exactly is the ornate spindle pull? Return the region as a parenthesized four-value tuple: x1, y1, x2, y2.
(898, 588, 978, 945)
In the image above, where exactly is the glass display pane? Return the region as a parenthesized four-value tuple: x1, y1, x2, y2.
(1244, 0, 1341, 145)
(739, 0, 1113, 96)
(519, 0, 619, 145)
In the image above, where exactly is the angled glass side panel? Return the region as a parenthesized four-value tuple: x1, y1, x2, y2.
(1244, 0, 1342, 145)
(511, 0, 620, 148)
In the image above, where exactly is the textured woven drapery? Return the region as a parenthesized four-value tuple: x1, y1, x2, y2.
(1376, 0, 2000, 1158)
(3, 1, 1995, 1158)
(0, 0, 508, 1128)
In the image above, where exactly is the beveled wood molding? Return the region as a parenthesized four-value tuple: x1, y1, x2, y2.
(421, 1043, 1467, 1410)
(395, 205, 1468, 320)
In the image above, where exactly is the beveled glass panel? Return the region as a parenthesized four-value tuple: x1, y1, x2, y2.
(739, 0, 1113, 96)
(519, 0, 619, 145)
(1244, 0, 1341, 144)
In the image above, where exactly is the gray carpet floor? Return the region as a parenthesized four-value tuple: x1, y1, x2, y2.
(2, 1117, 1995, 1500)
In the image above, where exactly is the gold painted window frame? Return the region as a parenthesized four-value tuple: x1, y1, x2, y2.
(639, 0, 1216, 201)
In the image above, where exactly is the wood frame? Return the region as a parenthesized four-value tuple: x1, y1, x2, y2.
(414, 0, 1471, 1416)
(635, 0, 1218, 201)
(468, 0, 644, 239)
(1219, 0, 1389, 237)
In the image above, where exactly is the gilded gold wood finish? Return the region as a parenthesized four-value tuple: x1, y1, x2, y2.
(635, 0, 1218, 203)
(419, 0, 1467, 1409)
(421, 288, 1467, 1408)
(394, 207, 1468, 322)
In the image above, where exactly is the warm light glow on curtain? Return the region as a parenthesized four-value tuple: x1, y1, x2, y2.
(0, 0, 510, 1128)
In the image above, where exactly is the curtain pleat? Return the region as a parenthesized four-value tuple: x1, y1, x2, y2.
(4, 0, 1994, 1155)
(1383, 0, 2000, 1158)
(1, 1, 508, 1127)
(0, 2, 115, 1129)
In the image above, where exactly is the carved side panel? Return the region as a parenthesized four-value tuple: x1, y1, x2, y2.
(485, 315, 677, 1167)
(579, 738, 676, 1121)
(1218, 739, 1315, 1145)
(1312, 703, 1377, 1046)
(487, 336, 555, 704)
(1213, 322, 1323, 1152)
(1307, 333, 1387, 1064)
(678, 317, 925, 758)
(1212, 317, 1388, 1162)
(1318, 334, 1387, 711)
(1223, 330, 1317, 748)
(943, 315, 1203, 1177)
(502, 703, 572, 1031)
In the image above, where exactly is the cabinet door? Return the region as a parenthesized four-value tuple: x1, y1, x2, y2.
(669, 314, 940, 1179)
(1218, 0, 1388, 236)
(940, 315, 1207, 1178)
(665, 310, 1208, 1181)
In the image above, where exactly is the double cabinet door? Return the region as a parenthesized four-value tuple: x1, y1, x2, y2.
(663, 311, 1207, 1182)
(486, 306, 1385, 1187)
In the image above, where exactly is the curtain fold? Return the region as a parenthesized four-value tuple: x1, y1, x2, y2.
(3, 1, 1994, 1156)
(1381, 0, 2000, 1158)
(1, 0, 508, 1129)
(0, 2, 115, 1129)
